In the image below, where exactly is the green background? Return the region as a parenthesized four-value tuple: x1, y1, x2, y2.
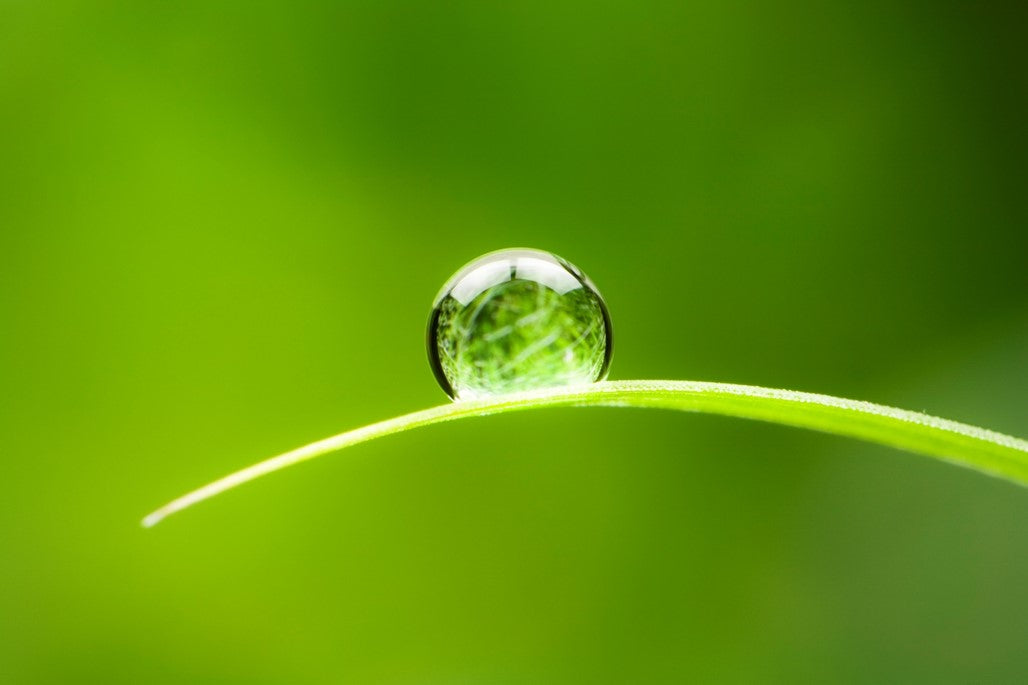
(2, 1, 1026, 682)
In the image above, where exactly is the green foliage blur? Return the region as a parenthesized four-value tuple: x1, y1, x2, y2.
(1, 1, 1025, 683)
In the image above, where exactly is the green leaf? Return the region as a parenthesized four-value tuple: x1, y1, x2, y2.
(142, 380, 1028, 527)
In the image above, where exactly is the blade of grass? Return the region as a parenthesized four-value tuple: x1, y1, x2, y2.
(142, 380, 1028, 527)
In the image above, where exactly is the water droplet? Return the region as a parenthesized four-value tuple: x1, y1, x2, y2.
(428, 248, 613, 400)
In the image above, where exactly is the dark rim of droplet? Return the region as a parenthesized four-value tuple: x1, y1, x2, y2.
(426, 304, 456, 399)
(426, 249, 614, 399)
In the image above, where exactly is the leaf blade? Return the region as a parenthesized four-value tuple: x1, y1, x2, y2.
(142, 380, 1028, 527)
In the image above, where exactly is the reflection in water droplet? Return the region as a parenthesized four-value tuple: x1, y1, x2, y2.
(428, 248, 613, 400)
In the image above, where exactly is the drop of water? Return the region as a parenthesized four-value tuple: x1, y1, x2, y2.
(428, 248, 613, 400)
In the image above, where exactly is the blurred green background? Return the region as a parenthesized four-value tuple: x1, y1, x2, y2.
(2, 1, 1026, 682)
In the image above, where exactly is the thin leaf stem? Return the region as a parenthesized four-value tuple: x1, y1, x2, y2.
(143, 380, 1028, 527)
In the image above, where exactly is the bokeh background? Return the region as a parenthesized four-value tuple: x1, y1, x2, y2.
(2, 1, 1026, 683)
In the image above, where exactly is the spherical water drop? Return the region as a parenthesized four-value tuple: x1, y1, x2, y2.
(428, 248, 613, 400)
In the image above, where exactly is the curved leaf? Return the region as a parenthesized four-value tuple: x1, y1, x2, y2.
(143, 380, 1028, 527)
